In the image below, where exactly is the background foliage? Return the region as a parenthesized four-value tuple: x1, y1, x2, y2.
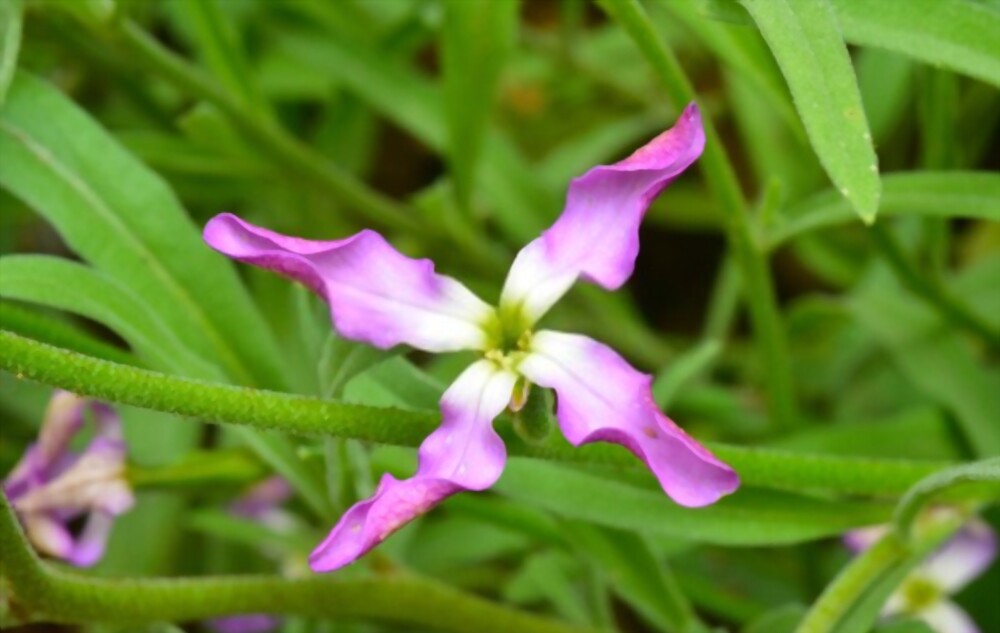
(0, 1, 998, 632)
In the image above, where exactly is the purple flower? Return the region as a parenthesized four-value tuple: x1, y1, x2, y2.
(846, 520, 997, 633)
(3, 391, 134, 566)
(229, 475, 293, 523)
(209, 614, 280, 633)
(204, 104, 740, 572)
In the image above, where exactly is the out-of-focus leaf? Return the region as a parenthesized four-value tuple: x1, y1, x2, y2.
(769, 172, 1000, 248)
(0, 300, 136, 366)
(856, 49, 915, 144)
(503, 550, 595, 627)
(742, 0, 880, 223)
(0, 73, 287, 389)
(851, 266, 1000, 457)
(652, 339, 722, 408)
(497, 460, 893, 546)
(0, 0, 22, 106)
(0, 255, 221, 379)
(441, 0, 517, 212)
(343, 356, 444, 410)
(565, 523, 698, 633)
(742, 603, 805, 633)
(832, 0, 1000, 88)
(274, 30, 552, 243)
(174, 0, 271, 118)
(233, 427, 332, 523)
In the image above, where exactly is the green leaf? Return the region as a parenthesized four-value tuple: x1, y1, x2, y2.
(564, 523, 699, 633)
(832, 0, 1000, 88)
(173, 0, 271, 118)
(850, 270, 1000, 456)
(441, 0, 518, 212)
(496, 460, 893, 546)
(768, 172, 1000, 248)
(0, 300, 136, 366)
(0, 0, 22, 106)
(232, 427, 333, 523)
(741, 0, 880, 222)
(652, 339, 722, 408)
(742, 604, 805, 633)
(0, 255, 221, 379)
(894, 458, 1000, 537)
(0, 72, 286, 389)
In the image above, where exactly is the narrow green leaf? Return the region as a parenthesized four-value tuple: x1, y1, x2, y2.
(564, 523, 700, 633)
(769, 172, 1000, 248)
(0, 255, 221, 379)
(497, 460, 893, 546)
(851, 271, 1000, 456)
(833, 0, 1000, 88)
(0, 72, 286, 389)
(232, 427, 333, 523)
(0, 0, 23, 105)
(894, 458, 1000, 537)
(441, 0, 518, 212)
(742, 0, 880, 222)
(652, 339, 722, 408)
(0, 300, 136, 366)
(173, 0, 271, 119)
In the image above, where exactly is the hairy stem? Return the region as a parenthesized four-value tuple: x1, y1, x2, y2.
(0, 495, 589, 633)
(0, 331, 945, 497)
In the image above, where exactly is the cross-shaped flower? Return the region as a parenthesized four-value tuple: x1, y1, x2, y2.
(204, 104, 739, 571)
(846, 520, 997, 633)
(3, 391, 134, 566)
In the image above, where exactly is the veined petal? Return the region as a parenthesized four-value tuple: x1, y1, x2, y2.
(204, 214, 494, 352)
(518, 331, 738, 506)
(309, 361, 517, 571)
(921, 600, 980, 633)
(500, 104, 705, 322)
(922, 519, 996, 593)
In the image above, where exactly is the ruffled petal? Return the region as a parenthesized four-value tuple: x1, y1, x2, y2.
(309, 360, 517, 571)
(518, 330, 738, 506)
(922, 519, 996, 593)
(920, 600, 980, 633)
(204, 214, 493, 352)
(500, 104, 705, 322)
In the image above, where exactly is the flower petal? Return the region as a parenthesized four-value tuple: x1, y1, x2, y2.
(922, 519, 997, 593)
(519, 330, 739, 506)
(844, 525, 890, 553)
(204, 214, 493, 352)
(500, 104, 705, 322)
(66, 511, 116, 567)
(920, 600, 980, 633)
(309, 360, 517, 571)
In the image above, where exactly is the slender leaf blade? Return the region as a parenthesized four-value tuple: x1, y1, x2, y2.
(742, 0, 880, 222)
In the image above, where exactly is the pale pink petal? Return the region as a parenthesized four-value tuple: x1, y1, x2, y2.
(204, 214, 493, 352)
(22, 513, 74, 559)
(500, 104, 705, 321)
(920, 600, 980, 633)
(518, 331, 738, 506)
(66, 511, 116, 567)
(922, 519, 997, 593)
(309, 361, 517, 571)
(844, 525, 890, 553)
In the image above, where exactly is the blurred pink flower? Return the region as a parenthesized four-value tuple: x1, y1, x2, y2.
(3, 391, 133, 566)
(846, 519, 997, 633)
(204, 104, 739, 572)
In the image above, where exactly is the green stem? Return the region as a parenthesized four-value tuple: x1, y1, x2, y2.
(0, 495, 589, 633)
(870, 223, 1000, 349)
(794, 515, 961, 633)
(0, 331, 946, 496)
(112, 19, 423, 237)
(597, 0, 798, 430)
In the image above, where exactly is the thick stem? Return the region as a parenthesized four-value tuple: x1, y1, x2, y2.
(597, 0, 798, 430)
(0, 331, 945, 497)
(0, 495, 588, 633)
